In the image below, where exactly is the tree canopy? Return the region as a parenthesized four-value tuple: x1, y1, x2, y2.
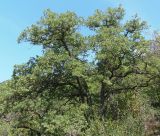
(0, 6, 160, 136)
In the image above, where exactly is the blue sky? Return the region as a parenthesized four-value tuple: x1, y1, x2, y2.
(0, 0, 160, 82)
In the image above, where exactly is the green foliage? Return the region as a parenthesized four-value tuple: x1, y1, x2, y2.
(0, 6, 160, 136)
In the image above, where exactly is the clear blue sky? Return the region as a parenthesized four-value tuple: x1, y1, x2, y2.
(1, 0, 160, 82)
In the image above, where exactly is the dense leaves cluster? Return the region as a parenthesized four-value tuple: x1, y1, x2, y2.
(0, 6, 160, 136)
